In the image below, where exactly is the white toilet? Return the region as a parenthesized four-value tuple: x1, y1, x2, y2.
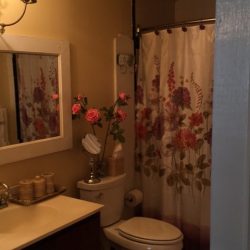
(77, 173, 183, 250)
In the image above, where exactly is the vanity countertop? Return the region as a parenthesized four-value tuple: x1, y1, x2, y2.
(0, 195, 103, 250)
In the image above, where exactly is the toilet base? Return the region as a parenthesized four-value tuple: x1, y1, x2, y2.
(103, 220, 183, 250)
(101, 229, 129, 250)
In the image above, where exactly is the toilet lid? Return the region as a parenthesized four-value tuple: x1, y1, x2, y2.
(118, 217, 182, 244)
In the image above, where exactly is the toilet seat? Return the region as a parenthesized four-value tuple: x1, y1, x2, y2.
(104, 219, 183, 250)
(117, 217, 183, 245)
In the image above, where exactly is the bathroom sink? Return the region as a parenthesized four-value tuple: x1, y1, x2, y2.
(0, 195, 103, 250)
(0, 204, 58, 234)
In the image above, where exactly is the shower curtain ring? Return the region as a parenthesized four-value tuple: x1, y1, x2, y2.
(200, 24, 206, 30)
(154, 29, 159, 35)
(182, 26, 187, 32)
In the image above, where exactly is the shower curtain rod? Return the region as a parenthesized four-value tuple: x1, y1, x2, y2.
(138, 18, 216, 34)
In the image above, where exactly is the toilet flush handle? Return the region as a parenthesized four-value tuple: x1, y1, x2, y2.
(95, 192, 103, 200)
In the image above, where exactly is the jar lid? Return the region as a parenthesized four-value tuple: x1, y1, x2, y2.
(33, 176, 45, 183)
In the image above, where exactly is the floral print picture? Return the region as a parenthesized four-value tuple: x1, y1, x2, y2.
(16, 54, 59, 142)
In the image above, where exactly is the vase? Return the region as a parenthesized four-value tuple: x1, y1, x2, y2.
(96, 160, 107, 178)
(84, 157, 101, 184)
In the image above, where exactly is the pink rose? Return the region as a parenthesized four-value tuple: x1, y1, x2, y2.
(118, 92, 129, 103)
(72, 103, 81, 114)
(51, 93, 59, 100)
(116, 108, 127, 122)
(173, 128, 197, 149)
(188, 112, 203, 127)
(85, 108, 101, 124)
(77, 95, 83, 101)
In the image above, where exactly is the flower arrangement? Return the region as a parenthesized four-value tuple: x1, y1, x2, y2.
(72, 92, 129, 165)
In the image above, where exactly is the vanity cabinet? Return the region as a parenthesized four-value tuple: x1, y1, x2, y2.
(23, 212, 101, 250)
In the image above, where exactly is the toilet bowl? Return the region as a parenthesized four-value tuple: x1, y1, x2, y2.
(104, 218, 183, 250)
(77, 174, 183, 250)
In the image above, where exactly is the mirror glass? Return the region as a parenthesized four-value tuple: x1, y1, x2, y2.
(0, 53, 60, 147)
(0, 34, 72, 165)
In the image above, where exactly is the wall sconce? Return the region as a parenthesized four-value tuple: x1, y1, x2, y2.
(0, 0, 37, 34)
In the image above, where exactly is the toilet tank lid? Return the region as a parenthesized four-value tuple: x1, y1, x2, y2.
(77, 173, 126, 191)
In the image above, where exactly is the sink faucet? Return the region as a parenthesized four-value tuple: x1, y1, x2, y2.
(0, 183, 9, 208)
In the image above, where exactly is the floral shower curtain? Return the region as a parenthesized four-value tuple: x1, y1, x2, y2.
(135, 24, 214, 250)
(16, 54, 59, 142)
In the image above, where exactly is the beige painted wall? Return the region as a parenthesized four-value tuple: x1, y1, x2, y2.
(0, 53, 18, 144)
(0, 0, 131, 197)
(135, 0, 215, 30)
(136, 0, 175, 28)
(175, 0, 215, 22)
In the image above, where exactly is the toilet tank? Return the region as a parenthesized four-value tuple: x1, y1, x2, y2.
(77, 173, 126, 227)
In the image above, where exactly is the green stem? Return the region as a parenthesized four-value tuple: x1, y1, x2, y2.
(91, 124, 96, 135)
(100, 101, 118, 162)
(100, 119, 112, 163)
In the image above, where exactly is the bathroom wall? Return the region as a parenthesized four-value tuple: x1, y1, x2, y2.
(135, 0, 215, 30)
(0, 54, 18, 144)
(0, 0, 132, 197)
(174, 0, 216, 22)
(135, 0, 175, 28)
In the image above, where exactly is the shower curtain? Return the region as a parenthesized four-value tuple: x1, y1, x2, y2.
(135, 24, 214, 250)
